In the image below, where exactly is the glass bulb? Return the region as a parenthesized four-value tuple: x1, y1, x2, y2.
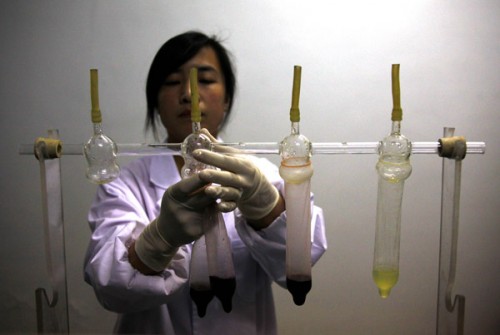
(376, 122, 412, 182)
(181, 124, 212, 178)
(84, 123, 120, 184)
(279, 122, 313, 182)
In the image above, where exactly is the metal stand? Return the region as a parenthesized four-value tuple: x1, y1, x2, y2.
(22, 127, 484, 334)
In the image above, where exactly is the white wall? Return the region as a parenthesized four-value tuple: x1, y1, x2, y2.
(1, 0, 499, 334)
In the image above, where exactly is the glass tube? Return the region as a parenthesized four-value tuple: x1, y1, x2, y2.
(436, 127, 465, 335)
(19, 141, 486, 157)
(211, 141, 486, 155)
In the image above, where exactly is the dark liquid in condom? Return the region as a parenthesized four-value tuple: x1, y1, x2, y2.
(209, 276, 236, 313)
(190, 288, 214, 318)
(286, 277, 312, 306)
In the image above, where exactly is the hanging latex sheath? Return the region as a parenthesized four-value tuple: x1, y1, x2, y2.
(372, 64, 412, 298)
(182, 68, 235, 315)
(279, 66, 314, 305)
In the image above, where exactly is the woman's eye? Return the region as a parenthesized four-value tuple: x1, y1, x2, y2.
(199, 78, 216, 84)
(163, 80, 180, 86)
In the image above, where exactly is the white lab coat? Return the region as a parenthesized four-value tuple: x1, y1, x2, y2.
(84, 154, 327, 335)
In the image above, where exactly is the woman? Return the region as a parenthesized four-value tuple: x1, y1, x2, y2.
(84, 31, 327, 334)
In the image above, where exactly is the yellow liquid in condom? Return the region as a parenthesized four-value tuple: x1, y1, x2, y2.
(372, 267, 399, 298)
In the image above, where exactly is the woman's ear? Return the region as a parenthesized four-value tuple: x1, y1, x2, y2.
(224, 98, 230, 111)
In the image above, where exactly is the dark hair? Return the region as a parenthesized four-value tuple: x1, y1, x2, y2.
(145, 31, 236, 138)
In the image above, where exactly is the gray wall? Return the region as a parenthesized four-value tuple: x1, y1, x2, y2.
(1, 1, 499, 334)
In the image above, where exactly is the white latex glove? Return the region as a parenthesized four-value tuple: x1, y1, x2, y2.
(134, 174, 214, 272)
(194, 149, 280, 221)
(195, 129, 244, 213)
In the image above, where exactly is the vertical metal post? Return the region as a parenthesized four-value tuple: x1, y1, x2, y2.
(34, 130, 70, 334)
(436, 127, 466, 335)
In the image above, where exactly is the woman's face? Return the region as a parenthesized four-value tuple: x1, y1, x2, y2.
(158, 46, 229, 143)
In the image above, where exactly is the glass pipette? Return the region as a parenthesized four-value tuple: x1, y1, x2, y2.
(372, 64, 412, 298)
(182, 68, 235, 315)
(279, 65, 314, 305)
(83, 69, 120, 184)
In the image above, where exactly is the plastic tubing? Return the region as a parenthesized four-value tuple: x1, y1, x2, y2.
(90, 69, 102, 124)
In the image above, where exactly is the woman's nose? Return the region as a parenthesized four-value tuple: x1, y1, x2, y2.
(180, 79, 192, 104)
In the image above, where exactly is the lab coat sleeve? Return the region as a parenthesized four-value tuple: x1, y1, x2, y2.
(235, 157, 327, 289)
(83, 163, 189, 314)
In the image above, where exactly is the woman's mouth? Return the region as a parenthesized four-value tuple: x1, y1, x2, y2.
(179, 110, 191, 119)
(179, 110, 205, 119)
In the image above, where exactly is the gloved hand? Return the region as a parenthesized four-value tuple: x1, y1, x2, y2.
(193, 149, 280, 221)
(195, 129, 243, 213)
(134, 174, 214, 272)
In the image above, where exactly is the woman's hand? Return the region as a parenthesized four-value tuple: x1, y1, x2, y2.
(133, 174, 214, 273)
(193, 149, 281, 223)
